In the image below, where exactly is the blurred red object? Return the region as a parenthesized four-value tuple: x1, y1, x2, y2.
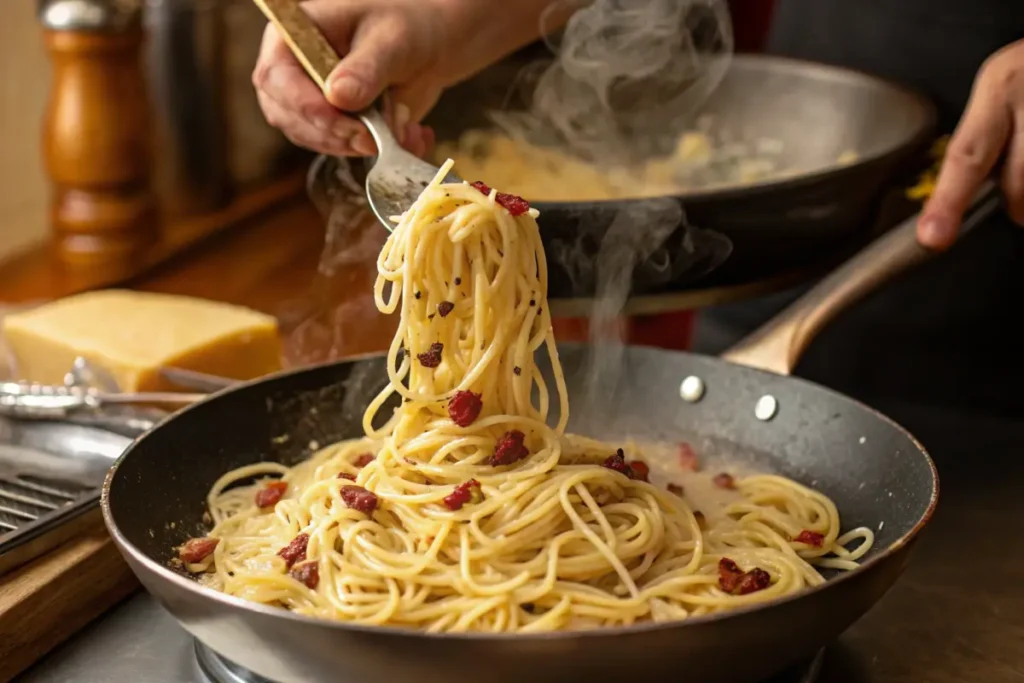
(552, 311, 696, 351)
(728, 0, 776, 53)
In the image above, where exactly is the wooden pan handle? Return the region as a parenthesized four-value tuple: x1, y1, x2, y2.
(721, 180, 1003, 375)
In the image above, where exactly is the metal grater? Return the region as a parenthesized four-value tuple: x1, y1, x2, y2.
(0, 358, 233, 575)
(0, 417, 136, 575)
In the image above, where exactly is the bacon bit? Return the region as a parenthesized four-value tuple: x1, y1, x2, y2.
(255, 481, 288, 508)
(667, 483, 684, 497)
(443, 479, 483, 510)
(513, 366, 522, 376)
(712, 473, 736, 490)
(470, 180, 531, 216)
(437, 301, 455, 318)
(277, 533, 309, 568)
(495, 192, 530, 216)
(629, 460, 650, 482)
(795, 530, 825, 547)
(718, 558, 745, 593)
(448, 391, 483, 427)
(337, 472, 355, 481)
(179, 537, 219, 563)
(602, 449, 632, 477)
(416, 342, 443, 368)
(289, 561, 319, 589)
(719, 557, 772, 595)
(354, 453, 374, 468)
(490, 430, 529, 466)
(678, 443, 700, 471)
(737, 568, 772, 595)
(340, 485, 379, 516)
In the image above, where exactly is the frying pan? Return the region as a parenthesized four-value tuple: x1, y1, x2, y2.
(426, 53, 937, 293)
(100, 188, 1000, 683)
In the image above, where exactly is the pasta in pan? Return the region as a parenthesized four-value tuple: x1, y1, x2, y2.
(177, 160, 873, 632)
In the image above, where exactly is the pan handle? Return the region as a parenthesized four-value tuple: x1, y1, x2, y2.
(721, 180, 1003, 375)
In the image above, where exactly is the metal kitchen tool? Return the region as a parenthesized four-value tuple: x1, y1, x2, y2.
(0, 417, 136, 575)
(0, 382, 206, 420)
(250, 0, 459, 227)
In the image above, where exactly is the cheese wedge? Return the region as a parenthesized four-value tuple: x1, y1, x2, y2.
(2, 290, 282, 391)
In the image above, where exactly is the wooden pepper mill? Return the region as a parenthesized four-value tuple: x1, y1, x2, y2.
(39, 0, 157, 273)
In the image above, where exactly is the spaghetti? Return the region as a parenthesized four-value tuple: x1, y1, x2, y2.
(179, 160, 874, 632)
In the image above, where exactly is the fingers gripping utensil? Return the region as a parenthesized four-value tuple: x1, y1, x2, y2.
(251, 0, 459, 228)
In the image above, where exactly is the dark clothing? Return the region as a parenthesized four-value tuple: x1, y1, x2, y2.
(769, 0, 1024, 131)
(693, 0, 1024, 417)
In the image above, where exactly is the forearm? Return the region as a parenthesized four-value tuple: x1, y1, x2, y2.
(436, 0, 576, 83)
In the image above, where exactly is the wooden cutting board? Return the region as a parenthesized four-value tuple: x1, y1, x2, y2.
(0, 507, 137, 682)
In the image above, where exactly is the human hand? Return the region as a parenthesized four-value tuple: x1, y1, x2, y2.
(252, 0, 454, 159)
(918, 39, 1024, 249)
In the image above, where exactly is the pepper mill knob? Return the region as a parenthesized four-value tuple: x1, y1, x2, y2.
(38, 0, 156, 274)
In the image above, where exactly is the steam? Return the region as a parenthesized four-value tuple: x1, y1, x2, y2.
(500, 0, 733, 400)
(580, 199, 682, 414)
(279, 159, 389, 367)
(495, 0, 733, 165)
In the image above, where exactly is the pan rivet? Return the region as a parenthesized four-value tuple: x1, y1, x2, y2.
(680, 376, 705, 402)
(755, 395, 778, 421)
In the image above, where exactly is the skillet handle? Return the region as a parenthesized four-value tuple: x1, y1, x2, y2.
(721, 180, 1003, 375)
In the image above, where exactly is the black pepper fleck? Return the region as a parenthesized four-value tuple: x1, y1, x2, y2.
(513, 366, 522, 376)
(455, 277, 462, 285)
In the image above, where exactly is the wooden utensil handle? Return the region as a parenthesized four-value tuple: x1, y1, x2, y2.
(252, 0, 341, 90)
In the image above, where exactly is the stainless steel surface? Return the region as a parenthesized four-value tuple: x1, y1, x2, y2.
(429, 54, 937, 293)
(38, 0, 141, 31)
(722, 179, 1001, 375)
(250, 0, 458, 229)
(15, 592, 824, 683)
(160, 367, 237, 393)
(144, 0, 230, 217)
(0, 382, 205, 420)
(0, 418, 131, 574)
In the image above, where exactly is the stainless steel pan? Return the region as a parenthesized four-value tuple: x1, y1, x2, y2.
(427, 53, 938, 294)
(100, 188, 1000, 683)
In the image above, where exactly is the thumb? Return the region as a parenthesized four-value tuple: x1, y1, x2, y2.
(325, 22, 404, 112)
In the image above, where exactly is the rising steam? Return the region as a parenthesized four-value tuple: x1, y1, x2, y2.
(495, 0, 733, 165)
(497, 0, 734, 398)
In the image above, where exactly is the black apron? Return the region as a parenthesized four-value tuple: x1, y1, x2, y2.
(693, 0, 1024, 418)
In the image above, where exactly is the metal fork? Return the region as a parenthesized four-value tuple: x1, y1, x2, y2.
(251, 0, 460, 228)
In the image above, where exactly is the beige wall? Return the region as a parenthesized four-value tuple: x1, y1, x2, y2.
(0, 2, 50, 261)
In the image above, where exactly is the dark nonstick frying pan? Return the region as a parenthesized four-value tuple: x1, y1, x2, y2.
(100, 187, 1000, 683)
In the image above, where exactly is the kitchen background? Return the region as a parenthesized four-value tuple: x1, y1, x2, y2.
(0, 2, 50, 259)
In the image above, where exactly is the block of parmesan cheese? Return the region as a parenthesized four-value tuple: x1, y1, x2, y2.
(2, 290, 282, 392)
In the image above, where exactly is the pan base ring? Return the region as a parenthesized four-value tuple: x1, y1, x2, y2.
(193, 640, 825, 683)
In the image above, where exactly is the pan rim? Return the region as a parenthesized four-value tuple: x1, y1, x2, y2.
(508, 54, 938, 207)
(101, 346, 939, 642)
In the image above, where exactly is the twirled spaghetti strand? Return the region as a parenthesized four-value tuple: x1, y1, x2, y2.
(187, 160, 874, 632)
